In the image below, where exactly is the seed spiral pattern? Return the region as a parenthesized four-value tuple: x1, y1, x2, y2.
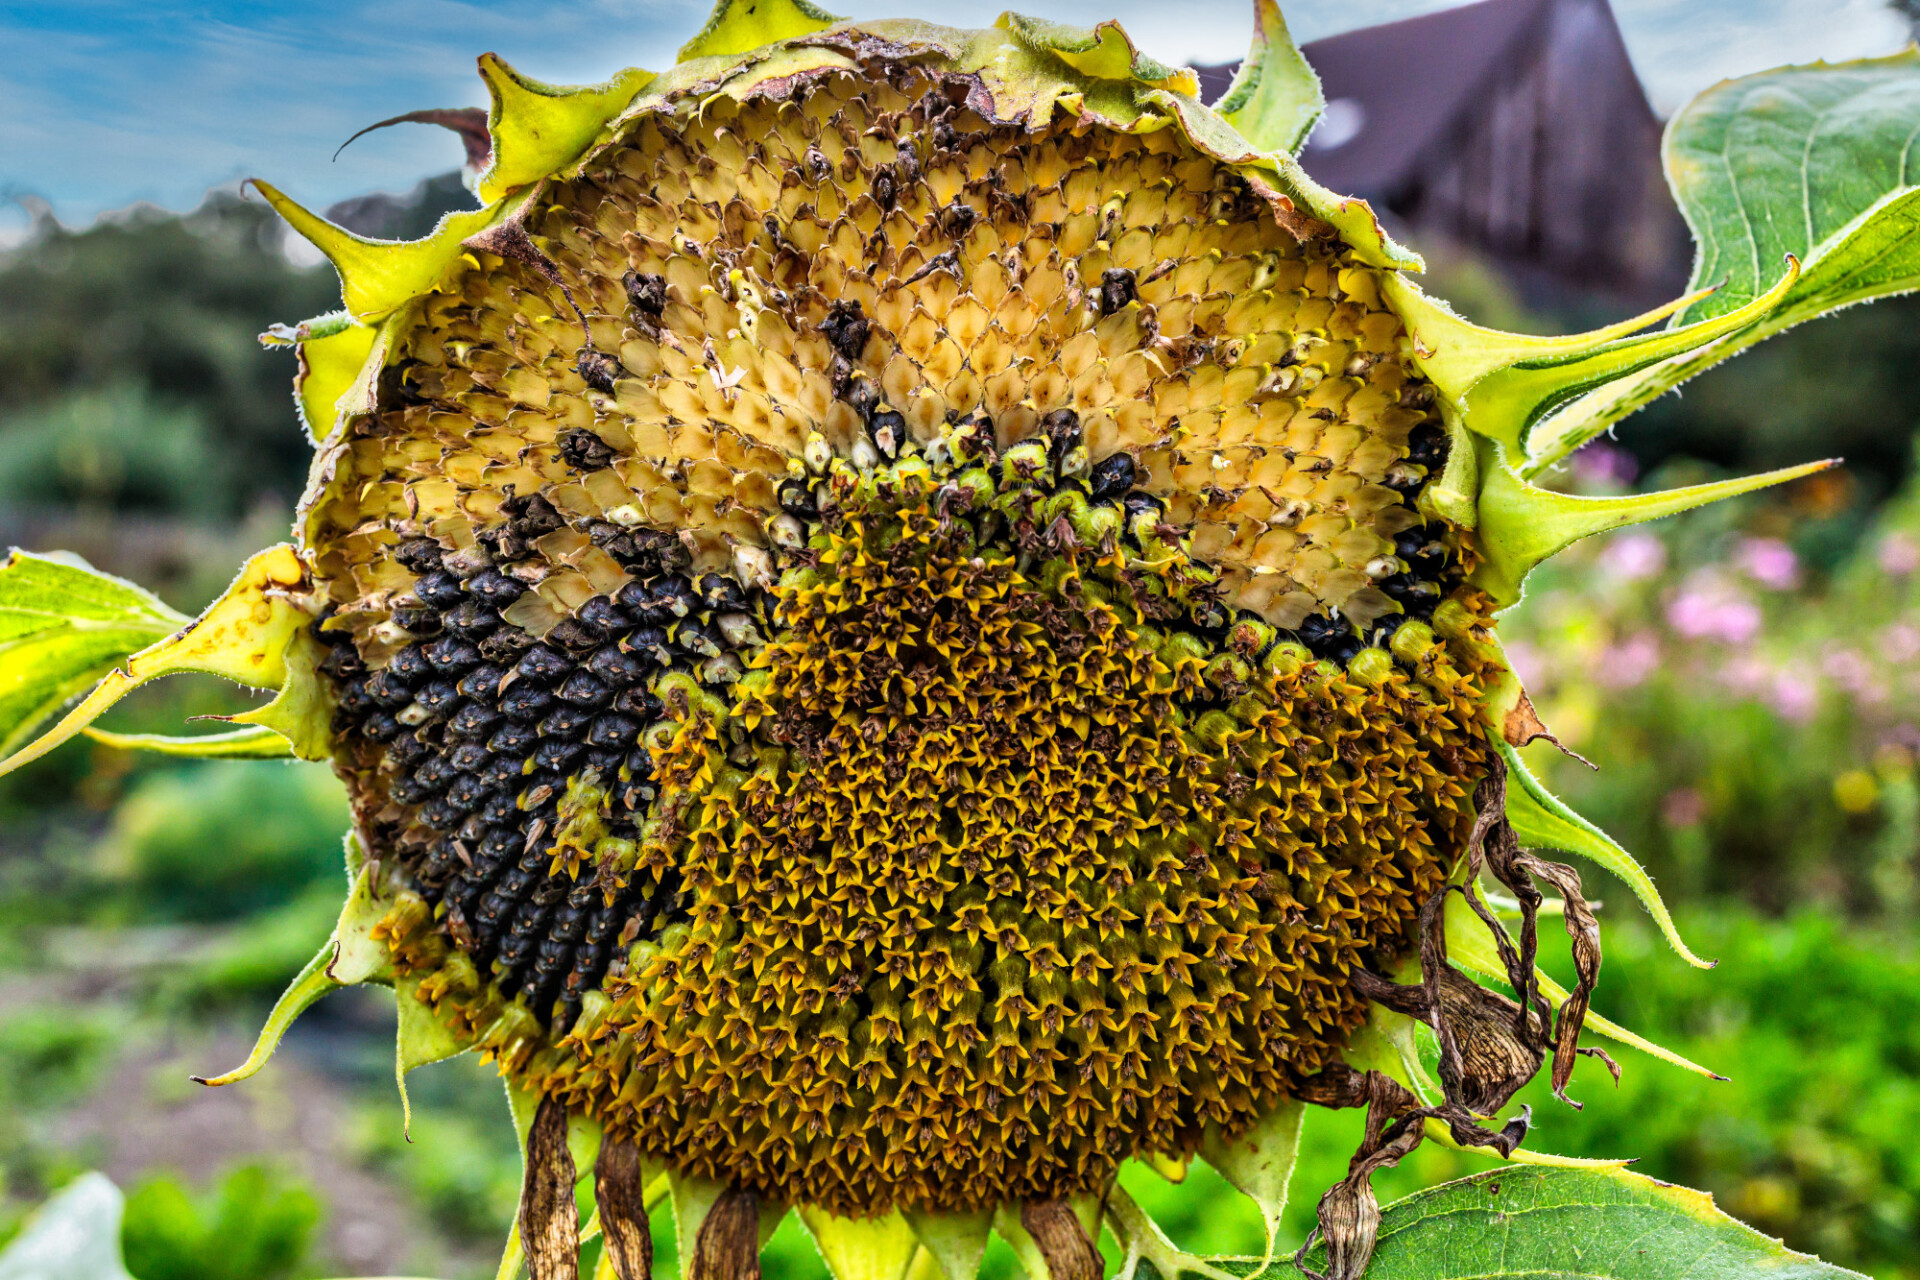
(307, 56, 1501, 1214)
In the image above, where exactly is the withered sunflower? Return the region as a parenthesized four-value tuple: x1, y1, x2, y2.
(0, 3, 1841, 1279)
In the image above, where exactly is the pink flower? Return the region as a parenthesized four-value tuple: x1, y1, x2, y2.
(1595, 631, 1661, 689)
(1735, 537, 1800, 591)
(1569, 441, 1639, 490)
(1883, 622, 1920, 663)
(1667, 578, 1761, 645)
(1822, 647, 1872, 691)
(1822, 647, 1887, 708)
(1768, 671, 1819, 723)
(1503, 638, 1545, 687)
(1878, 532, 1920, 577)
(1719, 655, 1771, 696)
(1599, 531, 1666, 583)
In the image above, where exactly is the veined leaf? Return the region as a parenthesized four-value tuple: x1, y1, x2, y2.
(0, 551, 187, 757)
(1528, 50, 1920, 472)
(1171, 1167, 1862, 1279)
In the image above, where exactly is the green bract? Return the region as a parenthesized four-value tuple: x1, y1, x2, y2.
(0, 4, 1911, 1279)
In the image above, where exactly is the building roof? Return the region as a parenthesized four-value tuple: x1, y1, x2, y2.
(1198, 0, 1691, 307)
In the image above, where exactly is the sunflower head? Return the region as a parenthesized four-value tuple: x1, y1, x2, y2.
(0, 3, 1844, 1279)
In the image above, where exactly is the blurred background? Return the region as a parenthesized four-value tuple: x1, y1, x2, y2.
(3, 0, 1920, 1275)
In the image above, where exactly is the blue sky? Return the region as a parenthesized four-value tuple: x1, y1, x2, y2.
(1, 0, 1910, 242)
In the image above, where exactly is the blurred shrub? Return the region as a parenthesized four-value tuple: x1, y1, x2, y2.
(156, 883, 343, 1013)
(120, 1164, 320, 1280)
(0, 1005, 118, 1109)
(96, 762, 348, 922)
(0, 383, 231, 517)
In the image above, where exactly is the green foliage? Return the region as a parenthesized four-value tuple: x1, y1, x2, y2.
(354, 1059, 522, 1243)
(156, 883, 342, 1012)
(0, 1007, 118, 1111)
(1669, 50, 1920, 329)
(1214, 0, 1322, 156)
(1250, 1166, 1860, 1279)
(97, 762, 348, 922)
(0, 550, 184, 756)
(119, 1165, 320, 1280)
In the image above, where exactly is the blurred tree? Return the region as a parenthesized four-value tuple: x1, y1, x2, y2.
(0, 383, 232, 517)
(0, 193, 336, 517)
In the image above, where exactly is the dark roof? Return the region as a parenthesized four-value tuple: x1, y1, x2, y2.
(1198, 0, 1690, 306)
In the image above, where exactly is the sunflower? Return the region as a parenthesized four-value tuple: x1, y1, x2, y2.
(0, 4, 1838, 1279)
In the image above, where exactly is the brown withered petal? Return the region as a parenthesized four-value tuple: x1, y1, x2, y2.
(690, 1186, 762, 1280)
(1021, 1200, 1104, 1280)
(1524, 853, 1604, 1104)
(1352, 891, 1547, 1118)
(1296, 1072, 1424, 1280)
(1464, 753, 1609, 1106)
(521, 1093, 581, 1280)
(1431, 967, 1547, 1116)
(594, 1135, 653, 1280)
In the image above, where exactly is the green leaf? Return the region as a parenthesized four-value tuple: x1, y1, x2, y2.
(801, 1206, 922, 1280)
(0, 545, 312, 778)
(82, 724, 294, 759)
(1472, 438, 1836, 606)
(1528, 50, 1920, 471)
(0, 551, 187, 757)
(329, 865, 398, 986)
(1246, 1166, 1865, 1280)
(394, 973, 472, 1137)
(1213, 0, 1322, 156)
(679, 0, 843, 63)
(1493, 735, 1713, 970)
(1198, 1099, 1303, 1263)
(473, 56, 657, 203)
(997, 15, 1196, 94)
(0, 1173, 135, 1280)
(1386, 258, 1800, 457)
(253, 181, 522, 323)
(902, 1206, 994, 1280)
(189, 937, 341, 1087)
(1672, 49, 1920, 326)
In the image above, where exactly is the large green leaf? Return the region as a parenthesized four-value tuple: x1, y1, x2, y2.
(1526, 50, 1920, 473)
(0, 551, 187, 756)
(1132, 1168, 1860, 1279)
